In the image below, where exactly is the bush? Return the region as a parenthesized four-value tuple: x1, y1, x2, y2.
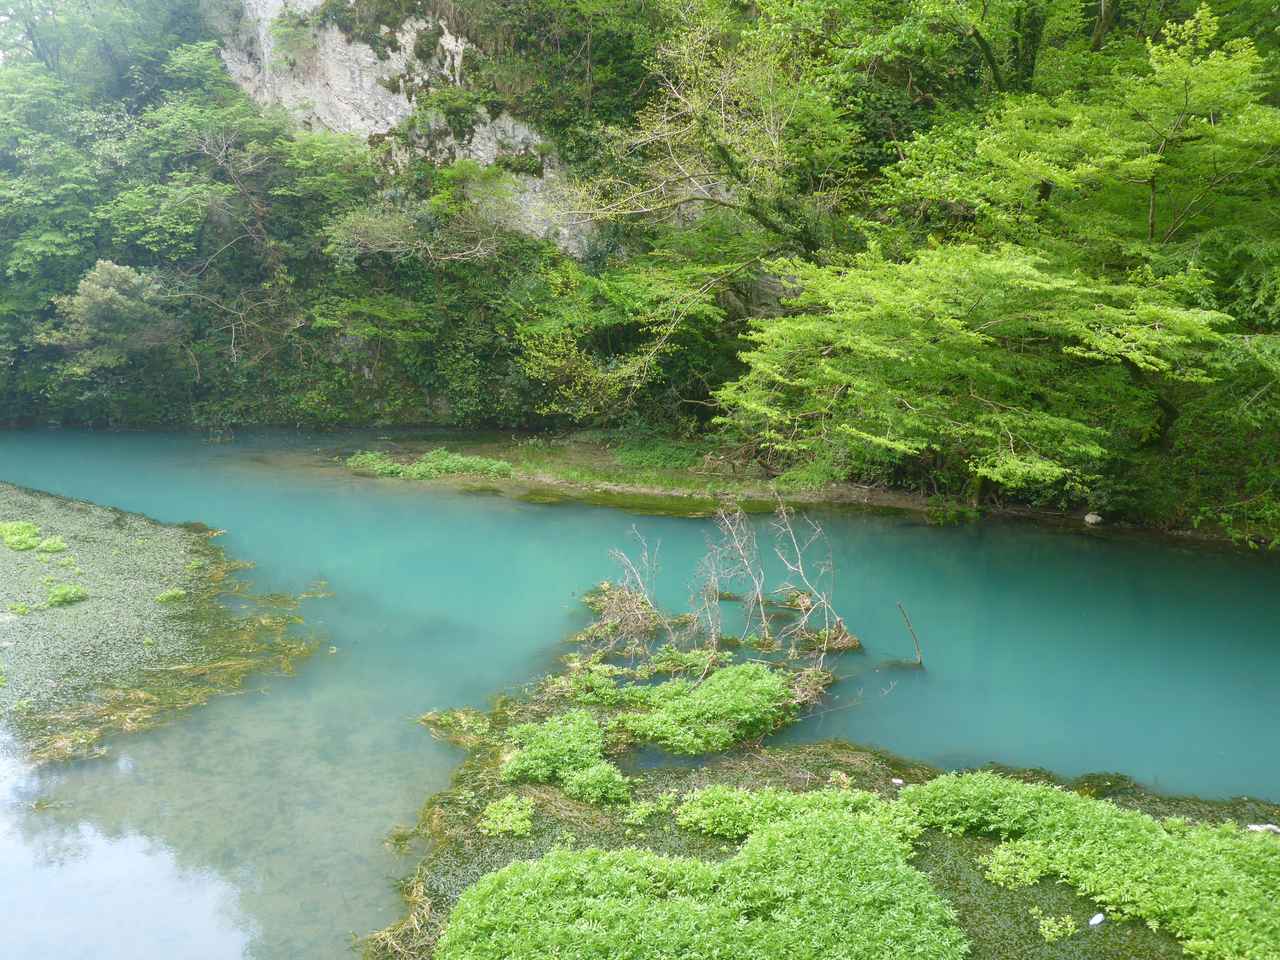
(500, 709, 607, 785)
(46, 584, 89, 607)
(433, 809, 968, 960)
(562, 761, 630, 805)
(477, 795, 535, 837)
(155, 588, 187, 603)
(618, 663, 794, 754)
(903, 772, 1280, 960)
(0, 521, 42, 551)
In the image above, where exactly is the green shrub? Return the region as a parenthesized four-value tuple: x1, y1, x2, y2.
(477, 795, 535, 837)
(433, 809, 968, 960)
(155, 588, 187, 604)
(618, 663, 794, 754)
(7, 602, 31, 616)
(45, 584, 89, 607)
(903, 772, 1280, 960)
(562, 761, 630, 805)
(0, 521, 42, 551)
(500, 709, 607, 785)
(676, 785, 879, 839)
(35, 536, 67, 554)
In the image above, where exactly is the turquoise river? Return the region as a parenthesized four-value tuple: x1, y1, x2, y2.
(1, 430, 1277, 959)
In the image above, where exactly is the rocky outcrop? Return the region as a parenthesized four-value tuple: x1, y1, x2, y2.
(216, 0, 587, 252)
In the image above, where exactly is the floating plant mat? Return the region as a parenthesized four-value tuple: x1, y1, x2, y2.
(0, 482, 323, 763)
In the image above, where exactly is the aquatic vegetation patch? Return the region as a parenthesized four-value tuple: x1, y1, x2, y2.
(499, 709, 630, 803)
(0, 483, 322, 763)
(675, 784, 883, 839)
(432, 807, 968, 960)
(613, 662, 797, 754)
(477, 796, 534, 837)
(904, 772, 1280, 960)
(35, 536, 67, 554)
(0, 520, 42, 551)
(45, 583, 89, 607)
(346, 449, 513, 481)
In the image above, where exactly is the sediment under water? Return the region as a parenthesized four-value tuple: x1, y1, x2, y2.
(0, 429, 1277, 960)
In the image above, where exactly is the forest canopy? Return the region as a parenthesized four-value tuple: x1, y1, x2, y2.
(1, 0, 1278, 538)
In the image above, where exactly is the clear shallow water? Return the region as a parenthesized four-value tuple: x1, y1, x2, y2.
(0, 429, 1277, 960)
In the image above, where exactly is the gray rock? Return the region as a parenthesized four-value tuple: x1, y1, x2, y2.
(1084, 512, 1103, 526)
(1089, 913, 1105, 927)
(1246, 823, 1280, 835)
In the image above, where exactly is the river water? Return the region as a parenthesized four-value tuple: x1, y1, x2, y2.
(1, 429, 1277, 960)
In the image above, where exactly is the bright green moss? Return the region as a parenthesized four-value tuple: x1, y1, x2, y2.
(45, 584, 88, 607)
(0, 521, 42, 551)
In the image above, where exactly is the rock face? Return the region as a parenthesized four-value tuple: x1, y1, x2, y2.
(216, 0, 586, 251)
(220, 0, 432, 135)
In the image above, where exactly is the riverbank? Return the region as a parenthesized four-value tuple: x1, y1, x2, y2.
(0, 482, 318, 762)
(337, 432, 1252, 548)
(365, 584, 1280, 960)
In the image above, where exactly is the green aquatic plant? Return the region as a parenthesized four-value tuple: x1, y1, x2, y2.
(346, 450, 406, 477)
(45, 584, 88, 607)
(1029, 907, 1078, 944)
(36, 536, 67, 553)
(478, 795, 535, 837)
(500, 709, 609, 782)
(616, 662, 795, 754)
(0, 521, 42, 551)
(904, 772, 1280, 960)
(562, 761, 630, 805)
(154, 588, 187, 603)
(346, 448, 514, 481)
(432, 807, 968, 960)
(676, 784, 881, 839)
(7, 602, 31, 616)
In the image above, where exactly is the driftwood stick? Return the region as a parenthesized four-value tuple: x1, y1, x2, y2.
(897, 602, 923, 667)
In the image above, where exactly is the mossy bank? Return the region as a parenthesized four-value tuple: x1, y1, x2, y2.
(0, 482, 319, 763)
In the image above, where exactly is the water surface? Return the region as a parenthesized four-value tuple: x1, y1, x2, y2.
(1, 430, 1277, 960)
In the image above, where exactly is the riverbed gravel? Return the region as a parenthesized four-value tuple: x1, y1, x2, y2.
(0, 482, 207, 720)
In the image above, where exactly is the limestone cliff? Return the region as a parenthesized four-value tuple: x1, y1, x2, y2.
(216, 0, 584, 251)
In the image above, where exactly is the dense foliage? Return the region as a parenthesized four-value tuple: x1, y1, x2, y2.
(433, 808, 969, 960)
(3, 0, 1279, 538)
(905, 772, 1280, 960)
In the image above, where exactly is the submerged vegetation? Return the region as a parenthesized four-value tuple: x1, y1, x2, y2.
(0, 482, 322, 762)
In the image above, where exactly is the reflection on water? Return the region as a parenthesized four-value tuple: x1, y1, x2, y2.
(1, 429, 1278, 959)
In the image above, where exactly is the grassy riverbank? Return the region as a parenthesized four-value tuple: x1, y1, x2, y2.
(0, 482, 320, 762)
(338, 433, 1259, 549)
(340, 433, 1069, 524)
(366, 581, 1280, 960)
